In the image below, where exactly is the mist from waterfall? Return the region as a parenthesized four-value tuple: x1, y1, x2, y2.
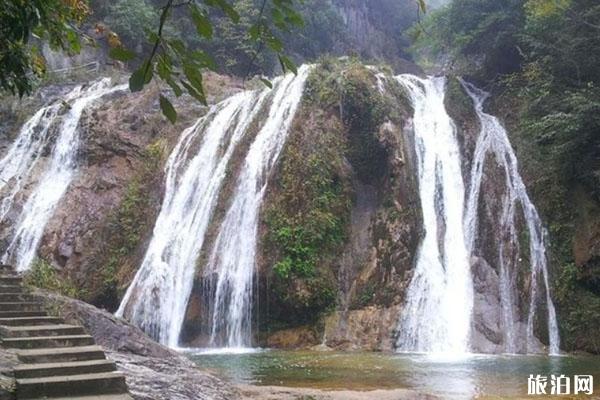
(394, 75, 474, 354)
(117, 65, 310, 348)
(1, 79, 126, 271)
(461, 80, 560, 355)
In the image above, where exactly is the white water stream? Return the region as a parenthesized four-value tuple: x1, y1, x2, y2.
(1, 79, 125, 271)
(205, 65, 311, 348)
(461, 80, 560, 355)
(117, 65, 311, 347)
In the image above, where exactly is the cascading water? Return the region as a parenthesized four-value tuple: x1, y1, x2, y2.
(461, 80, 560, 355)
(115, 88, 269, 347)
(1, 78, 126, 271)
(394, 75, 474, 354)
(117, 65, 311, 348)
(0, 103, 62, 222)
(205, 65, 311, 349)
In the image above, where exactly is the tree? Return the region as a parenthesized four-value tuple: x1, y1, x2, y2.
(0, 0, 304, 122)
(412, 0, 525, 80)
(104, 0, 159, 52)
(0, 0, 89, 96)
(1, 0, 427, 122)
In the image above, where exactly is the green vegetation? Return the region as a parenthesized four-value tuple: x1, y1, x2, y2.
(1, 0, 304, 122)
(263, 63, 350, 324)
(24, 258, 83, 298)
(103, 0, 159, 51)
(264, 61, 399, 326)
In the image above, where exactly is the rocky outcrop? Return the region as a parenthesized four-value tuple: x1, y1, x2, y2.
(35, 290, 239, 400)
(322, 305, 402, 351)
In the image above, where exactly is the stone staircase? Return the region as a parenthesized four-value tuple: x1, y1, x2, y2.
(0, 265, 132, 399)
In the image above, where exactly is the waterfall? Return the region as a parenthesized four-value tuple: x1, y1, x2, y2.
(117, 65, 311, 348)
(205, 65, 311, 348)
(394, 75, 474, 354)
(461, 80, 560, 355)
(115, 89, 269, 346)
(0, 103, 62, 222)
(1, 78, 126, 271)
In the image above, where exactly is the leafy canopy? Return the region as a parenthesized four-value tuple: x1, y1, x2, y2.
(0, 0, 89, 96)
(0, 0, 305, 122)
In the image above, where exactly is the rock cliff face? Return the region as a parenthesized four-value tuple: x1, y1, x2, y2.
(488, 89, 600, 354)
(0, 61, 589, 353)
(331, 0, 422, 74)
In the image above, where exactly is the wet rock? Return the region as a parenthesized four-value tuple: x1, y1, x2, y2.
(322, 305, 402, 351)
(470, 256, 503, 353)
(109, 351, 237, 400)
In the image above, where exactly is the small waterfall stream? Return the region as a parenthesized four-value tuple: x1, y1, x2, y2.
(394, 74, 559, 355)
(0, 103, 62, 222)
(461, 81, 560, 355)
(205, 65, 311, 348)
(1, 79, 126, 271)
(116, 88, 270, 347)
(394, 75, 474, 354)
(117, 65, 311, 348)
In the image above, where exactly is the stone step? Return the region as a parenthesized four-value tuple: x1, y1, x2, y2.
(3, 334, 95, 349)
(0, 292, 36, 302)
(0, 316, 63, 326)
(0, 276, 21, 285)
(14, 359, 117, 379)
(16, 371, 128, 398)
(0, 310, 47, 318)
(0, 302, 45, 312)
(17, 345, 106, 363)
(0, 285, 23, 293)
(0, 324, 85, 338)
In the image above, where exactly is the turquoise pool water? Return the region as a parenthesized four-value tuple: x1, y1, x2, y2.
(187, 349, 600, 399)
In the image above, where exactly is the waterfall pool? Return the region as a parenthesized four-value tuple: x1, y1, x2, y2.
(186, 349, 600, 399)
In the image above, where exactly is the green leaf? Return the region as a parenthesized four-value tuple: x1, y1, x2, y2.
(190, 4, 213, 39)
(417, 0, 427, 14)
(159, 95, 177, 123)
(129, 69, 145, 92)
(109, 47, 136, 62)
(266, 34, 284, 53)
(249, 24, 261, 40)
(180, 79, 207, 105)
(166, 77, 183, 97)
(129, 62, 153, 92)
(191, 50, 217, 70)
(157, 55, 172, 80)
(260, 78, 273, 89)
(278, 54, 297, 75)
